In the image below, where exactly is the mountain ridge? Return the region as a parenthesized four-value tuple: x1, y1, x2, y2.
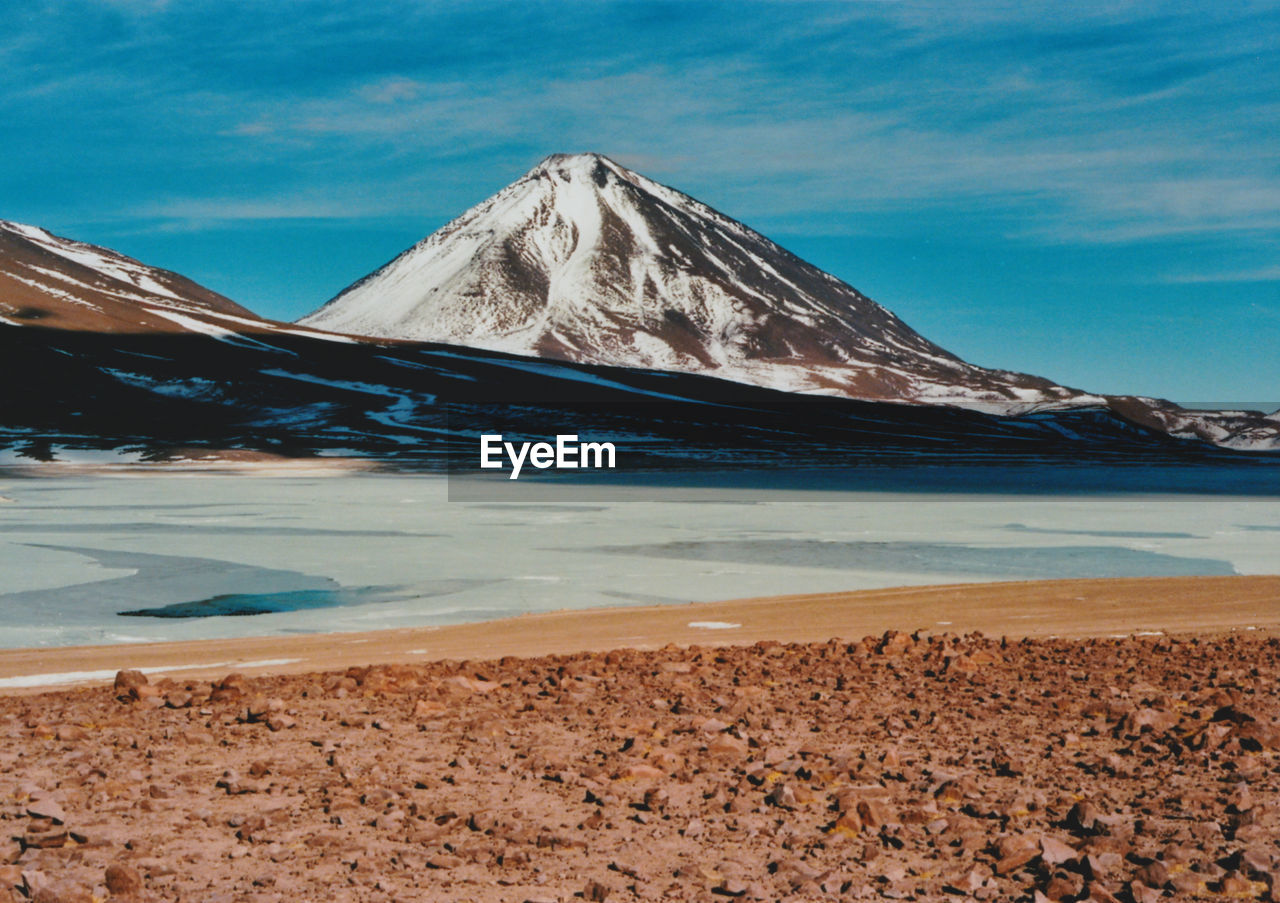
(1, 188, 1277, 455)
(0, 219, 355, 349)
(0, 219, 258, 332)
(296, 152, 1280, 451)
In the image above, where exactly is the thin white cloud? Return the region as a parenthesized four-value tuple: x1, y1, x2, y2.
(134, 197, 391, 226)
(10, 2, 1274, 249)
(222, 119, 274, 137)
(360, 77, 426, 104)
(1159, 266, 1280, 284)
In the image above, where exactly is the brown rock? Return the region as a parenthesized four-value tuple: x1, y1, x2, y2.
(1169, 871, 1204, 895)
(53, 725, 86, 742)
(1229, 783, 1256, 814)
(104, 863, 143, 896)
(677, 863, 724, 885)
(616, 763, 664, 781)
(1122, 708, 1178, 734)
(642, 787, 669, 813)
(829, 812, 862, 837)
(23, 826, 68, 849)
(707, 733, 748, 760)
(1133, 860, 1168, 889)
(26, 797, 66, 825)
(765, 783, 798, 809)
(1235, 720, 1280, 750)
(210, 672, 249, 701)
(1240, 846, 1274, 877)
(856, 799, 892, 828)
(131, 683, 162, 702)
(1085, 884, 1122, 903)
(877, 631, 914, 656)
(714, 877, 748, 896)
(265, 713, 296, 732)
(412, 699, 447, 720)
(23, 870, 91, 903)
(1219, 871, 1253, 895)
(992, 751, 1024, 776)
(1081, 852, 1122, 880)
(1042, 874, 1081, 901)
(114, 670, 148, 696)
(1039, 836, 1079, 867)
(6, 630, 1280, 903)
(1067, 800, 1103, 835)
(946, 868, 987, 894)
(996, 834, 1038, 859)
(996, 848, 1039, 876)
(583, 879, 610, 901)
(1128, 882, 1161, 903)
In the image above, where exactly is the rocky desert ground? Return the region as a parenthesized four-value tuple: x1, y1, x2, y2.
(2, 629, 1278, 903)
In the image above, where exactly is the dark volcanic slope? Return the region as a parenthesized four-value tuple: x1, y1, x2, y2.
(3, 631, 1279, 901)
(5, 322, 1278, 491)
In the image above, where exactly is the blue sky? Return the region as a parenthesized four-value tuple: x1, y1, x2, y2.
(2, 1, 1277, 401)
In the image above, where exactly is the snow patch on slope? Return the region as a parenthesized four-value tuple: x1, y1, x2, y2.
(2, 220, 187, 303)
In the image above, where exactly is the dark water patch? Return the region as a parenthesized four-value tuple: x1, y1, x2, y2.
(119, 578, 493, 619)
(1240, 524, 1280, 531)
(6, 543, 501, 624)
(8, 543, 338, 619)
(585, 539, 1235, 579)
(121, 589, 360, 618)
(5, 544, 385, 622)
(1004, 523, 1199, 539)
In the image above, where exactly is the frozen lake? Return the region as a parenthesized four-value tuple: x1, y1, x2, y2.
(1, 472, 1277, 648)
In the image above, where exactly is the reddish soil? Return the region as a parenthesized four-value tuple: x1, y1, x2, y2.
(2, 629, 1278, 902)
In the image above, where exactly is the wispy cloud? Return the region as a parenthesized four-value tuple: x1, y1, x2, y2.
(130, 196, 395, 229)
(3, 3, 1278, 244)
(360, 77, 426, 105)
(1160, 265, 1280, 285)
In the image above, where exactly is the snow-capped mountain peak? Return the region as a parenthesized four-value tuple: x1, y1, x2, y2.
(301, 152, 1082, 407)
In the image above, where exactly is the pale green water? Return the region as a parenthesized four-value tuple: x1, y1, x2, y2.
(0, 473, 1277, 648)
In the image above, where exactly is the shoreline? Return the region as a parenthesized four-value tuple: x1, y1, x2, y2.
(2, 574, 1277, 693)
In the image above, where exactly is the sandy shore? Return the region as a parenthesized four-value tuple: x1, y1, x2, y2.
(2, 575, 1277, 692)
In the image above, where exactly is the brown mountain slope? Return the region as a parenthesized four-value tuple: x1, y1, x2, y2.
(0, 219, 259, 333)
